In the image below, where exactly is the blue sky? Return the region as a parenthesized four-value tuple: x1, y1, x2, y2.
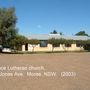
(0, 0, 90, 36)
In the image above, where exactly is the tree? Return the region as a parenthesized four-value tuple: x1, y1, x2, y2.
(10, 35, 28, 50)
(48, 38, 76, 52)
(83, 40, 90, 51)
(0, 7, 17, 47)
(75, 31, 89, 36)
(28, 39, 40, 52)
(60, 32, 63, 35)
(48, 38, 61, 52)
(50, 30, 63, 35)
(50, 30, 58, 34)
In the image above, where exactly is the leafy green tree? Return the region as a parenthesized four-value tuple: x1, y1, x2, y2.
(60, 32, 63, 35)
(28, 39, 40, 52)
(50, 30, 63, 35)
(48, 38, 90, 52)
(0, 7, 17, 47)
(83, 40, 90, 51)
(75, 31, 89, 36)
(48, 38, 61, 52)
(10, 35, 28, 50)
(48, 39, 79, 51)
(50, 30, 58, 34)
(75, 40, 85, 45)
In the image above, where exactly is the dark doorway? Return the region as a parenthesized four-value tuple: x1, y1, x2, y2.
(25, 43, 28, 51)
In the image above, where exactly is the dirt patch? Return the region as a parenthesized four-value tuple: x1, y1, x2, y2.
(0, 53, 90, 90)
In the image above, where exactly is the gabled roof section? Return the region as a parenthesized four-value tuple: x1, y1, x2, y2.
(28, 34, 90, 40)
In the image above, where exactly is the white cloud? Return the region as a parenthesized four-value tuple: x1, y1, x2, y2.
(37, 25, 42, 28)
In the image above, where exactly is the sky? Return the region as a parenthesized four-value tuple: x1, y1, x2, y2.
(0, 0, 90, 36)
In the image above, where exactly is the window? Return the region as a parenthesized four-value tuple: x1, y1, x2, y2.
(65, 44, 71, 47)
(40, 41, 47, 47)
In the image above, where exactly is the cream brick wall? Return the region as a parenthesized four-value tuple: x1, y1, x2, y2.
(22, 43, 84, 52)
(34, 44, 52, 51)
(22, 45, 25, 51)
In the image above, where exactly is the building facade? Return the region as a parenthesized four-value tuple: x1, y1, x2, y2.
(22, 34, 90, 52)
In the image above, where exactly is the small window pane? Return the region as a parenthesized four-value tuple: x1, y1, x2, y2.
(40, 41, 47, 47)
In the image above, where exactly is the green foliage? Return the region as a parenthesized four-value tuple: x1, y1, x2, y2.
(75, 40, 88, 46)
(84, 44, 90, 51)
(48, 38, 60, 47)
(28, 39, 40, 45)
(48, 38, 74, 46)
(50, 30, 63, 35)
(75, 31, 89, 36)
(10, 35, 28, 50)
(86, 40, 90, 44)
(60, 32, 63, 35)
(50, 30, 58, 34)
(83, 40, 90, 51)
(0, 7, 17, 47)
(64, 39, 74, 44)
